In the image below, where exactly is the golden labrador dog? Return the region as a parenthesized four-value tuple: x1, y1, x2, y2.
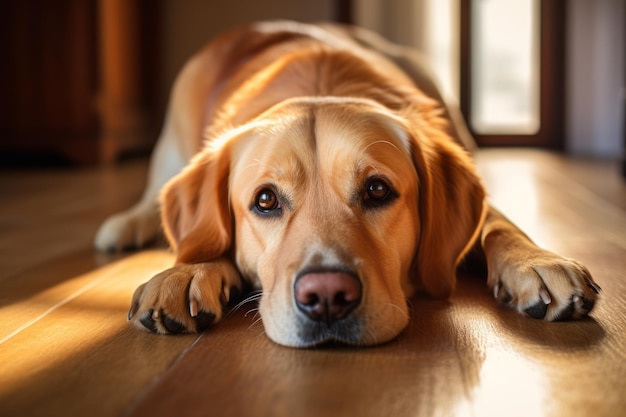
(95, 21, 600, 347)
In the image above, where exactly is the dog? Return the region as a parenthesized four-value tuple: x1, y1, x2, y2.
(95, 21, 600, 347)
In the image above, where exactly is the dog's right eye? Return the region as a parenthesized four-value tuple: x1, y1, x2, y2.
(253, 188, 282, 216)
(362, 177, 397, 210)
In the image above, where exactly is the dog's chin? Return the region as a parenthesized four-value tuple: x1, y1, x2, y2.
(264, 315, 401, 348)
(294, 317, 363, 348)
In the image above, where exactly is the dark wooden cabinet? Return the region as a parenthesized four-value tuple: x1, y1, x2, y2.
(0, 0, 357, 166)
(0, 0, 99, 164)
(0, 0, 158, 165)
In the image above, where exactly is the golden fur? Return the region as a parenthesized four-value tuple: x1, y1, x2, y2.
(97, 21, 599, 347)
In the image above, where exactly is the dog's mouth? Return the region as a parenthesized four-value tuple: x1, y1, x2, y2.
(258, 259, 409, 348)
(293, 314, 364, 347)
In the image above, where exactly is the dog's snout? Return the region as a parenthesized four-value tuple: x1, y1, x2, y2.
(294, 272, 362, 324)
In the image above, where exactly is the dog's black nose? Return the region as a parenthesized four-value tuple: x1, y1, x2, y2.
(294, 272, 362, 324)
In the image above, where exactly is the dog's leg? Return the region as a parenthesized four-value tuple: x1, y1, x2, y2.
(95, 40, 220, 252)
(127, 257, 243, 334)
(94, 112, 187, 252)
(480, 206, 601, 320)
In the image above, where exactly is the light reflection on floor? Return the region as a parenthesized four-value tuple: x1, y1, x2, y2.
(458, 348, 547, 417)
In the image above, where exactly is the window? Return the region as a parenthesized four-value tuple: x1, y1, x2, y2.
(460, 0, 566, 147)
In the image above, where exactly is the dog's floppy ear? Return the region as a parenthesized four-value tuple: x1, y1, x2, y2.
(160, 148, 232, 264)
(409, 121, 486, 298)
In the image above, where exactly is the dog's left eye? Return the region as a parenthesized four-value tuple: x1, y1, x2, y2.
(363, 177, 396, 209)
(253, 188, 282, 215)
(367, 180, 390, 200)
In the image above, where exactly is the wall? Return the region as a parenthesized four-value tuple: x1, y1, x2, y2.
(566, 0, 625, 157)
(156, 0, 334, 112)
(354, 0, 426, 49)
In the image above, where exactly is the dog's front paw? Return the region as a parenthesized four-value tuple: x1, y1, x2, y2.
(127, 259, 242, 334)
(489, 249, 601, 321)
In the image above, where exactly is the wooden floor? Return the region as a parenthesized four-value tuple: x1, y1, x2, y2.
(1, 149, 625, 417)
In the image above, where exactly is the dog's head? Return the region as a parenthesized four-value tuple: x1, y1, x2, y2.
(161, 97, 485, 347)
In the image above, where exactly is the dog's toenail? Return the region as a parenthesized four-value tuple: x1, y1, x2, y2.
(524, 300, 548, 319)
(220, 282, 228, 306)
(573, 295, 583, 307)
(189, 298, 199, 317)
(496, 285, 512, 304)
(127, 301, 140, 320)
(194, 311, 216, 332)
(539, 289, 552, 305)
(585, 278, 601, 294)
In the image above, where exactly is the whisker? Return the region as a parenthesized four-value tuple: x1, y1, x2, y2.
(385, 302, 407, 316)
(226, 291, 263, 317)
(246, 315, 264, 332)
(232, 290, 263, 307)
(364, 326, 379, 346)
(244, 307, 259, 318)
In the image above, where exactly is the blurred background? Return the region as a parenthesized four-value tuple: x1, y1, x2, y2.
(0, 0, 623, 170)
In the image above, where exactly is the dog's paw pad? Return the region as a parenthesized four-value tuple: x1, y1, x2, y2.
(522, 288, 551, 319)
(577, 294, 596, 315)
(552, 298, 576, 321)
(551, 294, 596, 321)
(162, 313, 187, 333)
(139, 309, 159, 333)
(193, 311, 216, 332)
(524, 299, 549, 320)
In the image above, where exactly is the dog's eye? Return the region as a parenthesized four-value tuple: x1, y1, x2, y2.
(254, 189, 281, 214)
(363, 178, 396, 209)
(367, 180, 390, 201)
